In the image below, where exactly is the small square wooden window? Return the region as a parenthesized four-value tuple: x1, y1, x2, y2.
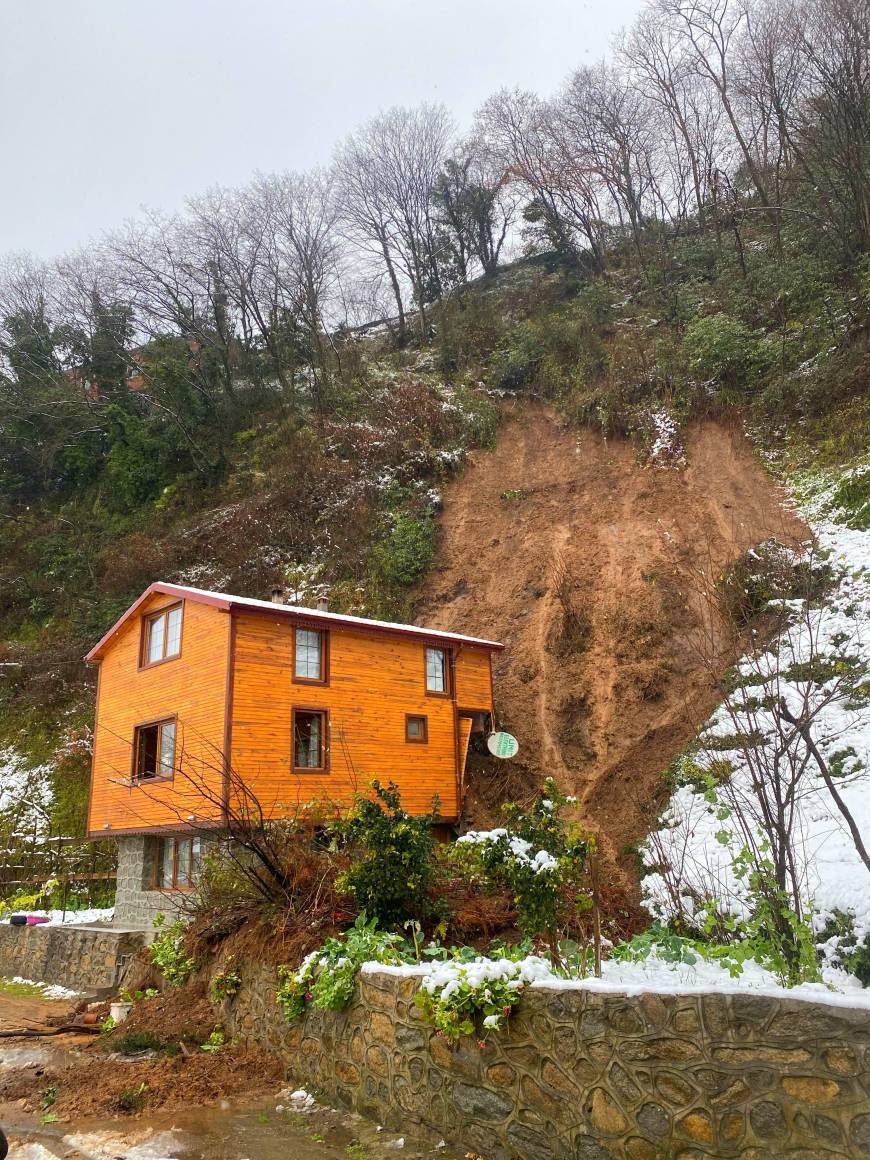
(141, 604, 183, 667)
(425, 646, 449, 695)
(406, 714, 428, 743)
(152, 836, 202, 890)
(293, 627, 327, 684)
(293, 709, 328, 771)
(133, 718, 176, 782)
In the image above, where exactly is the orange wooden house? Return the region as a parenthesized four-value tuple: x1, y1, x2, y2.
(85, 582, 503, 927)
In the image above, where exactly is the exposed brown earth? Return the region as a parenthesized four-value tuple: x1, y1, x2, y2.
(413, 404, 808, 878)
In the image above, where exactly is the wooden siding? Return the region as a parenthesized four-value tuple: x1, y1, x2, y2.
(89, 599, 497, 833)
(229, 613, 495, 820)
(87, 594, 229, 835)
(455, 646, 494, 709)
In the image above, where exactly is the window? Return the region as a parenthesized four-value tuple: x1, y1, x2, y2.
(293, 709, 327, 771)
(133, 718, 176, 782)
(152, 836, 201, 890)
(425, 646, 449, 695)
(294, 626, 327, 683)
(142, 603, 183, 666)
(405, 714, 428, 743)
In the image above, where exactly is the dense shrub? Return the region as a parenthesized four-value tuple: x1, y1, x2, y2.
(336, 781, 439, 925)
(684, 313, 767, 392)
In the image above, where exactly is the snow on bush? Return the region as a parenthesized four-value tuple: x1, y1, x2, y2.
(641, 473, 870, 980)
(635, 408, 686, 468)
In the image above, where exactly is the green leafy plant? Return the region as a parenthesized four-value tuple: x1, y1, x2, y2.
(452, 780, 590, 960)
(336, 781, 439, 925)
(276, 914, 408, 1021)
(115, 1082, 149, 1112)
(149, 913, 196, 987)
(415, 947, 552, 1042)
(112, 1030, 164, 1055)
(99, 1015, 116, 1035)
(200, 1026, 226, 1053)
(210, 956, 242, 1003)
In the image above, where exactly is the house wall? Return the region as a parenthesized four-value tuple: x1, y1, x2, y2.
(229, 611, 495, 820)
(87, 594, 230, 836)
(88, 592, 497, 838)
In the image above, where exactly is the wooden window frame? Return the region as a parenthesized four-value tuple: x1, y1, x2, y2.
(424, 645, 451, 698)
(139, 601, 184, 670)
(405, 714, 429, 744)
(291, 706, 330, 774)
(150, 836, 200, 892)
(292, 625, 330, 687)
(131, 715, 177, 784)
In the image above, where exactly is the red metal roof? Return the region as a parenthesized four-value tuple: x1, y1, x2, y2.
(84, 581, 505, 663)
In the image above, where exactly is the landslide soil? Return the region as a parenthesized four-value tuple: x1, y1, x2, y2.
(413, 404, 808, 879)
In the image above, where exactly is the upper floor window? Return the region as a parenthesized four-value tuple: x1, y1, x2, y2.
(294, 626, 327, 683)
(293, 708, 327, 771)
(425, 646, 449, 695)
(133, 718, 176, 782)
(142, 603, 183, 667)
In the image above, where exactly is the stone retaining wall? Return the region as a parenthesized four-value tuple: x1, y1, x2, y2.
(222, 962, 870, 1159)
(0, 922, 147, 994)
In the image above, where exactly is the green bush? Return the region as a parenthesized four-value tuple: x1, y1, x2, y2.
(452, 779, 590, 957)
(336, 781, 438, 925)
(276, 914, 407, 1020)
(817, 910, 870, 986)
(828, 467, 870, 530)
(112, 1030, 164, 1055)
(374, 510, 435, 589)
(684, 313, 766, 391)
(148, 914, 195, 987)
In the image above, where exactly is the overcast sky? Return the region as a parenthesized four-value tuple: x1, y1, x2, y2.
(0, 0, 644, 260)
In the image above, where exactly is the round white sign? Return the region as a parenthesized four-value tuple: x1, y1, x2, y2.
(487, 731, 519, 759)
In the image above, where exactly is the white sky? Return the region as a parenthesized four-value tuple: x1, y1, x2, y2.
(0, 0, 644, 260)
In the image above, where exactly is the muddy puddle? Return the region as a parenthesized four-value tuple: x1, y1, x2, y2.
(2, 1081, 457, 1159)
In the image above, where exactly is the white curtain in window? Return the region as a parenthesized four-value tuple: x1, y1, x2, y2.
(295, 628, 322, 679)
(161, 839, 174, 888)
(166, 607, 182, 657)
(426, 647, 446, 692)
(159, 721, 176, 776)
(148, 615, 165, 663)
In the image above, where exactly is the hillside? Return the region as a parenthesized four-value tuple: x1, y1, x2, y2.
(414, 405, 807, 864)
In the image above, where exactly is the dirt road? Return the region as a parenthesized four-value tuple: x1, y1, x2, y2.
(414, 405, 807, 874)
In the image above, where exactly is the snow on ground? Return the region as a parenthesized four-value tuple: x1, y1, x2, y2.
(641, 469, 870, 960)
(15, 908, 114, 926)
(8, 976, 81, 1000)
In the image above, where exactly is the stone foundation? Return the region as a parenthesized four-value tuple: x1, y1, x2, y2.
(0, 922, 147, 995)
(113, 835, 187, 929)
(222, 962, 870, 1159)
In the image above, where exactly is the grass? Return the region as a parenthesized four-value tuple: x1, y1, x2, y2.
(0, 977, 49, 997)
(112, 1030, 166, 1055)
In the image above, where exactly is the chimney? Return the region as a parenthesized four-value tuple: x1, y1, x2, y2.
(316, 596, 329, 613)
(271, 586, 285, 605)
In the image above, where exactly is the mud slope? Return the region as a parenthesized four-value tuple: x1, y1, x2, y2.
(413, 405, 807, 864)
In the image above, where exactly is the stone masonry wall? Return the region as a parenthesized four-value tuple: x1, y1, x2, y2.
(113, 835, 185, 929)
(222, 962, 870, 1159)
(0, 922, 146, 994)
